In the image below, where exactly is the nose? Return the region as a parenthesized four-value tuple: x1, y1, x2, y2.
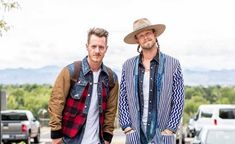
(143, 35, 148, 40)
(94, 46, 100, 53)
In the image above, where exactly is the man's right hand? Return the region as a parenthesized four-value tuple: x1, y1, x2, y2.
(52, 138, 63, 144)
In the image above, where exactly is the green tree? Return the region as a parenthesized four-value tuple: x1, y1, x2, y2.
(216, 97, 230, 104)
(0, 0, 19, 36)
(219, 87, 235, 104)
(183, 95, 209, 124)
(6, 94, 17, 108)
(8, 89, 26, 108)
(185, 86, 195, 100)
(5, 84, 52, 118)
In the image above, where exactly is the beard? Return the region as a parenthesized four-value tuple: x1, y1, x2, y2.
(141, 40, 155, 50)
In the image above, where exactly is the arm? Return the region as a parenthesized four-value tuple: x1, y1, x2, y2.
(165, 62, 184, 133)
(103, 73, 119, 143)
(118, 69, 132, 132)
(48, 67, 71, 139)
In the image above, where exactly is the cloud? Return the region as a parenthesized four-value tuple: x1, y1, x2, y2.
(0, 0, 235, 70)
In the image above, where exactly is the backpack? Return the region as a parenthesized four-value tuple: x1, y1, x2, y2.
(70, 61, 115, 89)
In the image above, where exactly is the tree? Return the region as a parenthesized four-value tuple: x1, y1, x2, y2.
(0, 0, 19, 36)
(183, 95, 209, 125)
(5, 84, 52, 118)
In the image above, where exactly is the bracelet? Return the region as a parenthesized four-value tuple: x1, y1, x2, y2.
(124, 128, 133, 134)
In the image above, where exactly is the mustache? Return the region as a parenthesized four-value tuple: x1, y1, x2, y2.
(93, 53, 101, 56)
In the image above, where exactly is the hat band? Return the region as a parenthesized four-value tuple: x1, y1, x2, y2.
(134, 24, 151, 31)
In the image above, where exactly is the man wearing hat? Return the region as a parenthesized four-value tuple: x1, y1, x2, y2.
(118, 18, 185, 144)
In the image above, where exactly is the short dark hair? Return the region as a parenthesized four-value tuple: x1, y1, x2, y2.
(87, 28, 109, 44)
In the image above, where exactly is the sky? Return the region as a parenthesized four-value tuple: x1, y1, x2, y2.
(1, 0, 235, 71)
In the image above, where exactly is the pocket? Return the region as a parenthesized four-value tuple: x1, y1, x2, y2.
(70, 79, 88, 100)
(161, 134, 176, 144)
(126, 130, 140, 144)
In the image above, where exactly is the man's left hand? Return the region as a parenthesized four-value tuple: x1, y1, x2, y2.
(161, 129, 173, 135)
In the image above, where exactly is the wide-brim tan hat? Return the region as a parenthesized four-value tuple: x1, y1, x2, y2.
(124, 18, 166, 44)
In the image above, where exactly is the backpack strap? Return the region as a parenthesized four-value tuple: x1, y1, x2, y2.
(70, 61, 82, 87)
(106, 67, 115, 89)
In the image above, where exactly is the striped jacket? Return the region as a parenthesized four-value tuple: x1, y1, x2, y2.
(119, 52, 184, 144)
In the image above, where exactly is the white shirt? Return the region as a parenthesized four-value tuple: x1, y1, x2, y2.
(81, 69, 101, 144)
(142, 71, 150, 133)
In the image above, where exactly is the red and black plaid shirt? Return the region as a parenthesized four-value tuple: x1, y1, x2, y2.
(62, 83, 107, 138)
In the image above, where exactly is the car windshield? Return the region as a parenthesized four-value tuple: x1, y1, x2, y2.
(1, 113, 28, 121)
(206, 129, 235, 144)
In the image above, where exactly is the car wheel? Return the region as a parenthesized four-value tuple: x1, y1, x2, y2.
(187, 132, 191, 138)
(25, 135, 31, 144)
(34, 128, 40, 143)
(182, 135, 185, 144)
(2, 141, 11, 144)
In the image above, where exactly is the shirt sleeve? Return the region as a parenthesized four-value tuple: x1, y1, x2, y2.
(48, 67, 71, 138)
(118, 69, 132, 130)
(166, 61, 185, 132)
(103, 72, 119, 142)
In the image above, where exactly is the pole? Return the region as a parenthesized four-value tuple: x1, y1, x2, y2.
(0, 91, 6, 143)
(0, 91, 2, 143)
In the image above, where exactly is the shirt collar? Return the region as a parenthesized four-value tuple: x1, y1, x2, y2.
(82, 56, 109, 76)
(139, 50, 160, 65)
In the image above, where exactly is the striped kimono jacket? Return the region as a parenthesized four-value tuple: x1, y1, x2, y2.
(119, 52, 184, 144)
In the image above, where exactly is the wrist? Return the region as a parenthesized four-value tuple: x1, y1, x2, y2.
(103, 132, 113, 143)
(124, 127, 133, 134)
(163, 129, 173, 134)
(51, 129, 63, 139)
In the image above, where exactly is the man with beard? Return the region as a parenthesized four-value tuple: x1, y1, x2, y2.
(119, 18, 185, 144)
(48, 28, 119, 144)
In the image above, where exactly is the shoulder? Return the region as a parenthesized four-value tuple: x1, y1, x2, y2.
(66, 61, 83, 77)
(162, 53, 180, 63)
(161, 53, 181, 69)
(161, 53, 183, 76)
(122, 55, 138, 68)
(66, 62, 76, 77)
(103, 65, 118, 82)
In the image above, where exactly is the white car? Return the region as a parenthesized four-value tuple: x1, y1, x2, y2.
(176, 118, 185, 144)
(189, 104, 235, 135)
(186, 117, 196, 137)
(192, 126, 235, 144)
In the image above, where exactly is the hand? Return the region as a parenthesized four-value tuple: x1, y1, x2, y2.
(124, 127, 133, 134)
(161, 129, 173, 135)
(52, 138, 63, 144)
(125, 129, 135, 135)
(104, 140, 110, 144)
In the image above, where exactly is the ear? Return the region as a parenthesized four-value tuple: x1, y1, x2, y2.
(86, 44, 88, 50)
(153, 31, 157, 37)
(136, 40, 140, 44)
(135, 38, 139, 44)
(134, 35, 140, 44)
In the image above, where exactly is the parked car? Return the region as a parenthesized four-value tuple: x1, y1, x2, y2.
(176, 118, 185, 144)
(186, 117, 196, 137)
(186, 104, 235, 137)
(192, 126, 235, 144)
(1, 110, 40, 144)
